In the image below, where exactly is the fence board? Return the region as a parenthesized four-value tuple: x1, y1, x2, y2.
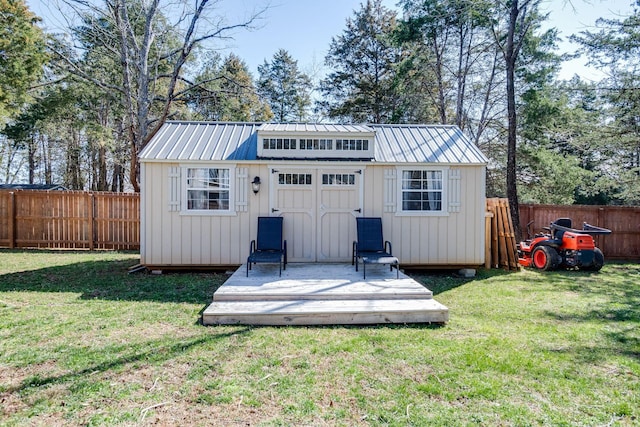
(0, 190, 139, 250)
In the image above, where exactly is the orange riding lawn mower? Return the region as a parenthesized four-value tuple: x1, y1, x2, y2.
(518, 218, 612, 271)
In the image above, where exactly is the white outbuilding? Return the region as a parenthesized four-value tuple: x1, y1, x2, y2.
(139, 121, 488, 269)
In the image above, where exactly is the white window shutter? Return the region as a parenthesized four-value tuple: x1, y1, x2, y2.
(235, 167, 248, 212)
(384, 168, 397, 213)
(448, 168, 461, 213)
(168, 166, 181, 211)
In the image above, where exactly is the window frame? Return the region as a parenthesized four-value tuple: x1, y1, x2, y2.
(396, 166, 449, 216)
(277, 172, 313, 186)
(180, 165, 236, 216)
(257, 132, 376, 159)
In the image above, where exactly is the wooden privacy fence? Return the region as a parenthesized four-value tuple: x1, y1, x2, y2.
(519, 204, 640, 261)
(0, 190, 139, 250)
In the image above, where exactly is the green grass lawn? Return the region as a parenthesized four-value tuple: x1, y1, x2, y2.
(0, 249, 638, 426)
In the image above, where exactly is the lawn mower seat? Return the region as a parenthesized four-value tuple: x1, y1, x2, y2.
(552, 218, 572, 239)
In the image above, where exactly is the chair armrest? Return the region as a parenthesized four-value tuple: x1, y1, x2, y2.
(385, 240, 392, 255)
(250, 239, 256, 254)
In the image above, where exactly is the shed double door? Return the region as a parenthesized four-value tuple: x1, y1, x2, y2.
(270, 167, 363, 262)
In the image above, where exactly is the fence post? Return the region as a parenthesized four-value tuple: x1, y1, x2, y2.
(8, 192, 15, 248)
(88, 192, 95, 250)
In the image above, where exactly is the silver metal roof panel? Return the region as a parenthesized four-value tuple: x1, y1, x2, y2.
(370, 124, 487, 164)
(140, 121, 487, 164)
(140, 122, 260, 161)
(258, 123, 374, 133)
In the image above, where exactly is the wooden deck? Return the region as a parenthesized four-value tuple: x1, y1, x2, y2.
(202, 263, 449, 326)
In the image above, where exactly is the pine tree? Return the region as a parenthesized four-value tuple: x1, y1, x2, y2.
(257, 49, 312, 122)
(0, 0, 47, 123)
(319, 0, 402, 124)
(192, 53, 272, 122)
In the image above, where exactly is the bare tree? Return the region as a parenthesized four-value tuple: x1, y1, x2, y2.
(51, 0, 266, 191)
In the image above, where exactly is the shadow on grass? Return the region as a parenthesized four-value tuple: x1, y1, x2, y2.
(540, 263, 640, 360)
(249, 322, 447, 331)
(0, 251, 230, 304)
(407, 267, 514, 295)
(5, 327, 251, 395)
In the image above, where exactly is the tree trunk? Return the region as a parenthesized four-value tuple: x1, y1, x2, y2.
(97, 144, 107, 191)
(129, 139, 139, 192)
(66, 131, 84, 190)
(506, 0, 521, 241)
(474, 49, 500, 147)
(28, 135, 36, 184)
(432, 35, 448, 124)
(455, 24, 467, 129)
(40, 133, 52, 184)
(111, 162, 124, 192)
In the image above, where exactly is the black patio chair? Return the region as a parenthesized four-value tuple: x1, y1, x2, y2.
(352, 217, 399, 279)
(247, 216, 287, 277)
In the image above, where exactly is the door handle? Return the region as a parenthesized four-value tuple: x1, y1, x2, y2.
(272, 208, 280, 213)
(354, 208, 362, 213)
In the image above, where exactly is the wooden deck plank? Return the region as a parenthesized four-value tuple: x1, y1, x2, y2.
(216, 263, 433, 301)
(203, 299, 449, 326)
(203, 263, 448, 326)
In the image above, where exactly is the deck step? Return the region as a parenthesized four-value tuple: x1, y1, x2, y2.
(202, 298, 448, 326)
(215, 264, 432, 301)
(214, 278, 433, 301)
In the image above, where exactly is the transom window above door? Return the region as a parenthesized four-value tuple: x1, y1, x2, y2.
(278, 173, 312, 185)
(322, 173, 356, 186)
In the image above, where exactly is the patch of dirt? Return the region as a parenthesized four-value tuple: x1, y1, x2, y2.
(0, 360, 62, 392)
(0, 361, 66, 425)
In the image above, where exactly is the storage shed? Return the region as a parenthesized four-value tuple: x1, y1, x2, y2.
(139, 121, 488, 269)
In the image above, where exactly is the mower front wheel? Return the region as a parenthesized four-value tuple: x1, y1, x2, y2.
(532, 246, 560, 271)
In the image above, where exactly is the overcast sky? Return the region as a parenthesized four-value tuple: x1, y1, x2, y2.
(28, 0, 635, 81)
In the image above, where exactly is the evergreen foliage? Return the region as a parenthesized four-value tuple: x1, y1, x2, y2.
(257, 49, 313, 122)
(319, 0, 402, 123)
(0, 0, 47, 122)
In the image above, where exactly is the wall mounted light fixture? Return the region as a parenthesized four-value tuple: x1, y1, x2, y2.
(251, 176, 261, 194)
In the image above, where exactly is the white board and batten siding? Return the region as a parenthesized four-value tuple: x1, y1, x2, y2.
(368, 166, 485, 266)
(139, 122, 488, 268)
(141, 162, 267, 267)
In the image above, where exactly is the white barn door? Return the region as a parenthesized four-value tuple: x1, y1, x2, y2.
(271, 168, 315, 262)
(270, 167, 362, 262)
(317, 168, 362, 261)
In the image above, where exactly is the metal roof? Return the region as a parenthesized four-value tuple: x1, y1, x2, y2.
(140, 121, 261, 161)
(369, 124, 487, 164)
(258, 123, 374, 133)
(140, 121, 487, 164)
